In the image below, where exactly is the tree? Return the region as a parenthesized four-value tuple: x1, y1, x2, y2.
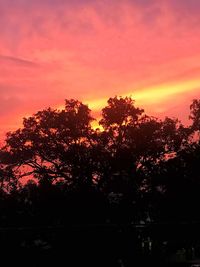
(0, 99, 95, 188)
(190, 99, 200, 131)
(0, 95, 196, 225)
(100, 96, 144, 128)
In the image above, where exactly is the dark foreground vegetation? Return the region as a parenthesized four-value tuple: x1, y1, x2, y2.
(1, 96, 200, 266)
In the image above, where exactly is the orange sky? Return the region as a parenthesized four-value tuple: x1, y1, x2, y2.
(0, 0, 200, 138)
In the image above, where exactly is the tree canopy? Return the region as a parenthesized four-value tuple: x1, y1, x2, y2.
(0, 96, 199, 226)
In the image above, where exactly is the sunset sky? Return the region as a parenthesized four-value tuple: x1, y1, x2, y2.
(1, 0, 200, 138)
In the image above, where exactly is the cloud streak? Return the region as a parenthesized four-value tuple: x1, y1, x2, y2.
(0, 55, 37, 67)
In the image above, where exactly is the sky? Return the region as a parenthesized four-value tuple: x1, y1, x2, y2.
(1, 0, 200, 138)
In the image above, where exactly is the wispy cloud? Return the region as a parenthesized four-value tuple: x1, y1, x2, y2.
(0, 55, 37, 67)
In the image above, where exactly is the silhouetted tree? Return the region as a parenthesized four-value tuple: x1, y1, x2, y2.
(1, 100, 94, 187)
(0, 95, 200, 266)
(190, 99, 200, 132)
(0, 95, 198, 226)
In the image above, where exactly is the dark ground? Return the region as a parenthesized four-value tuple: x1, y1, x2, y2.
(0, 223, 199, 267)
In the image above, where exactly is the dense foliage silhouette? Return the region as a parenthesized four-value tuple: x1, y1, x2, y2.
(0, 96, 200, 266)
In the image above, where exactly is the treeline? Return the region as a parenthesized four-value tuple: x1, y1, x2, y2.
(0, 96, 200, 227)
